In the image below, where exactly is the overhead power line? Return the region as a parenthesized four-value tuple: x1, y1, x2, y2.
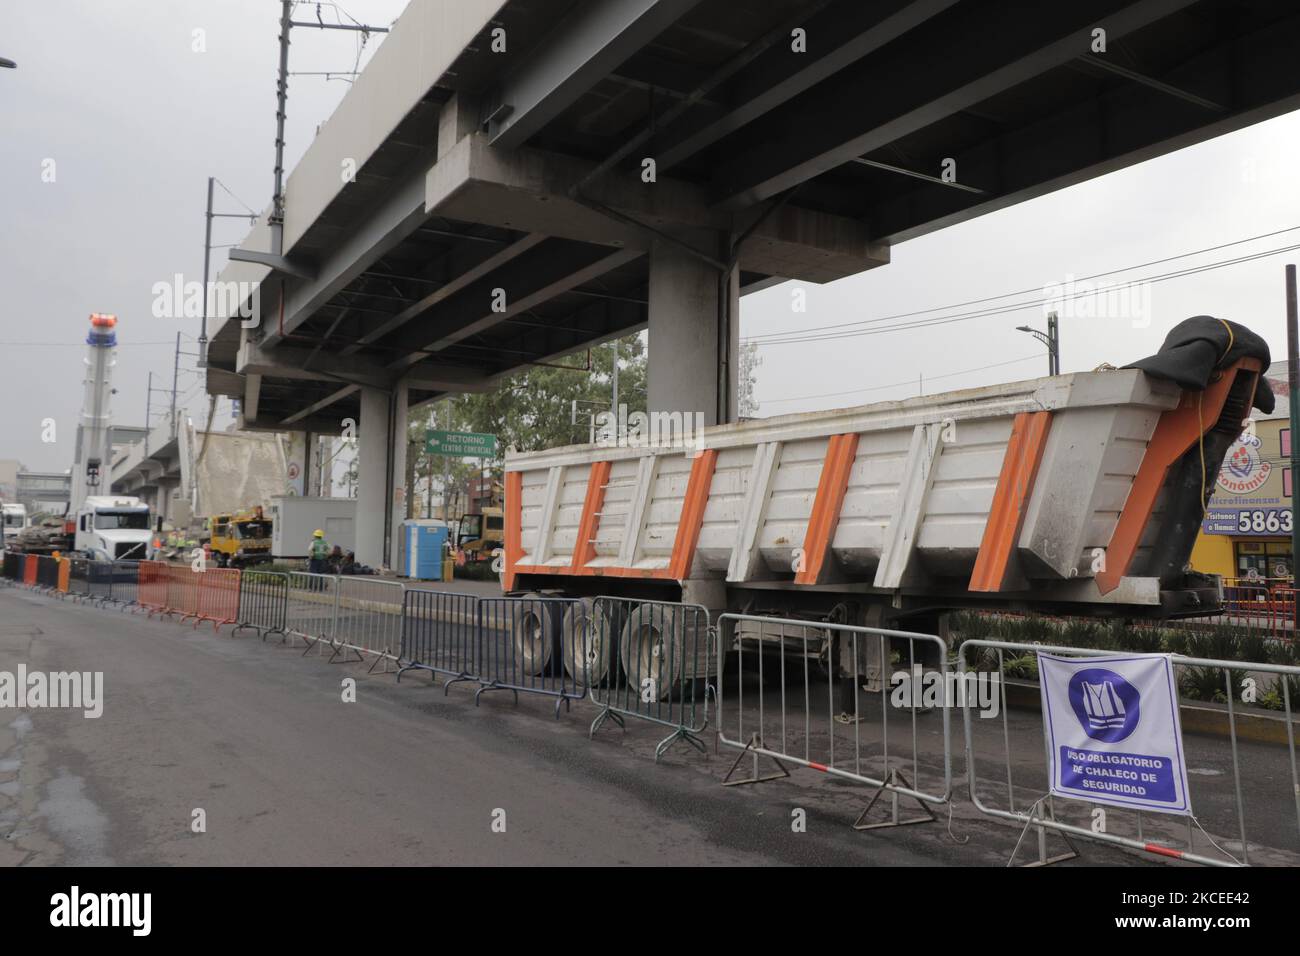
(760, 354, 1044, 406)
(748, 239, 1300, 347)
(745, 225, 1300, 345)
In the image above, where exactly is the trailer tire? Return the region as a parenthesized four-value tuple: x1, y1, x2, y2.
(508, 593, 560, 677)
(561, 597, 622, 686)
(619, 604, 709, 702)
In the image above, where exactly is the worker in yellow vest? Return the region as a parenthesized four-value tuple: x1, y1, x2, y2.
(307, 529, 330, 575)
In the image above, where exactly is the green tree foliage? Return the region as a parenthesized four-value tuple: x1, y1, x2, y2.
(402, 333, 648, 516)
(453, 332, 647, 459)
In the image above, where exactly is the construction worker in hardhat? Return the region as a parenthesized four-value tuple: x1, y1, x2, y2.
(307, 528, 330, 574)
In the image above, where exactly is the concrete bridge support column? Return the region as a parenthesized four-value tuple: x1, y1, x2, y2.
(355, 388, 388, 569)
(646, 239, 739, 428)
(355, 382, 410, 571)
(388, 381, 409, 571)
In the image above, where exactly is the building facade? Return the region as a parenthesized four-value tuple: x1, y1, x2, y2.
(1189, 365, 1293, 582)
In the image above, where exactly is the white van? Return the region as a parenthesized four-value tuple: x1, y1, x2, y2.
(2, 503, 27, 546)
(74, 496, 152, 561)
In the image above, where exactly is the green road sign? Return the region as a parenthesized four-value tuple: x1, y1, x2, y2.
(426, 429, 498, 458)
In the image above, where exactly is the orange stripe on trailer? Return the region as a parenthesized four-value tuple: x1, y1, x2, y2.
(795, 433, 860, 585)
(503, 471, 523, 591)
(1096, 358, 1260, 595)
(571, 460, 612, 573)
(969, 411, 1053, 593)
(663, 449, 718, 580)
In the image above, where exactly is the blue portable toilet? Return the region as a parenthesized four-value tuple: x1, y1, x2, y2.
(404, 520, 450, 580)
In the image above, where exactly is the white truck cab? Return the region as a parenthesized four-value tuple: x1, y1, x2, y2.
(2, 503, 28, 547)
(74, 495, 151, 562)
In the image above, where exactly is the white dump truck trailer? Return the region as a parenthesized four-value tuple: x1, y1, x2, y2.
(503, 324, 1267, 642)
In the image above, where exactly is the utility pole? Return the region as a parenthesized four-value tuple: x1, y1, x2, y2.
(1286, 264, 1298, 583)
(611, 338, 619, 416)
(169, 331, 181, 438)
(270, 4, 388, 256)
(198, 177, 214, 368)
(198, 178, 256, 372)
(146, 371, 153, 430)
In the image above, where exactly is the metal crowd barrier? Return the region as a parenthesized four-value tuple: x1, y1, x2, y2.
(64, 557, 92, 600)
(106, 556, 141, 608)
(329, 576, 406, 671)
(284, 571, 340, 649)
(588, 597, 713, 760)
(398, 588, 480, 687)
(397, 591, 584, 717)
(233, 570, 289, 641)
(959, 638, 1300, 867)
(717, 613, 952, 830)
(476, 596, 586, 716)
(85, 560, 113, 603)
(106, 560, 139, 607)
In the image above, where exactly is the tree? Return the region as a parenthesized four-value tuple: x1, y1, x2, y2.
(453, 332, 647, 461)
(402, 333, 648, 516)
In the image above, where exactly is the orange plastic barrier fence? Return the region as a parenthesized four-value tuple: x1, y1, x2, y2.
(22, 555, 37, 586)
(135, 563, 242, 632)
(136, 560, 171, 614)
(166, 564, 199, 619)
(193, 567, 241, 632)
(56, 558, 70, 593)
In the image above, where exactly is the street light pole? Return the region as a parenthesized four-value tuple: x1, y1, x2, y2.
(1016, 312, 1061, 375)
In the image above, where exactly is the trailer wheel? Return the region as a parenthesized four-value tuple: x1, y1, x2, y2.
(561, 597, 622, 686)
(618, 604, 708, 702)
(508, 593, 559, 676)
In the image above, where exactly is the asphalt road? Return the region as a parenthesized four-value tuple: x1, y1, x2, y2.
(0, 582, 954, 866)
(2, 580, 1285, 867)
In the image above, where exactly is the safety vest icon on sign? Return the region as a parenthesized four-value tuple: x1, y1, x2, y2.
(1082, 680, 1127, 730)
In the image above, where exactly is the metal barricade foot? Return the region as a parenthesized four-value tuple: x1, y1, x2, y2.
(655, 726, 707, 762)
(1007, 800, 1081, 867)
(721, 733, 791, 786)
(443, 674, 475, 695)
(852, 769, 938, 831)
(326, 641, 365, 665)
(474, 683, 519, 707)
(589, 706, 625, 739)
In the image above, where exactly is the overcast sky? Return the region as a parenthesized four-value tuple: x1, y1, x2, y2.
(2, 1, 1298, 473)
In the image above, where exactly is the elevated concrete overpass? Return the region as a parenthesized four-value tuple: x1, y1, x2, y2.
(204, 0, 1300, 566)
